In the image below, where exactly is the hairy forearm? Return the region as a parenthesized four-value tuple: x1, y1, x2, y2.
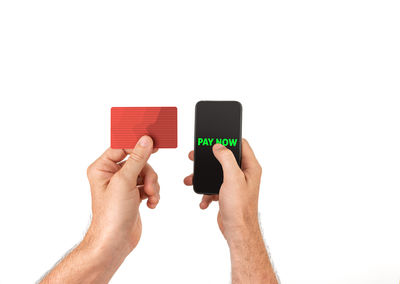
(228, 225, 278, 284)
(40, 229, 129, 284)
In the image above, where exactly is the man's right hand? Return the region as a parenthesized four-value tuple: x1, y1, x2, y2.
(184, 139, 278, 284)
(184, 139, 262, 244)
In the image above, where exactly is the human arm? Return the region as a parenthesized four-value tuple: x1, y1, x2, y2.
(184, 139, 278, 284)
(40, 136, 160, 283)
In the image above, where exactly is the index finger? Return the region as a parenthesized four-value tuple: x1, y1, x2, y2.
(100, 148, 128, 164)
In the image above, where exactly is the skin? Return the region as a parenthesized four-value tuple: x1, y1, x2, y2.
(40, 136, 277, 284)
(184, 140, 278, 284)
(40, 136, 160, 283)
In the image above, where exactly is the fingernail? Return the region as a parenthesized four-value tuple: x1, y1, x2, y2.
(214, 143, 224, 151)
(139, 136, 151, 147)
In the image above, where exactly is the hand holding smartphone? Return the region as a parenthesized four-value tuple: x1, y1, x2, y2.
(193, 101, 242, 195)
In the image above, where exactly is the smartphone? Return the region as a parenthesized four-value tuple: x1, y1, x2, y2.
(193, 101, 242, 195)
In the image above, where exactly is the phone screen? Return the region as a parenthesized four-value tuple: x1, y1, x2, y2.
(193, 101, 242, 195)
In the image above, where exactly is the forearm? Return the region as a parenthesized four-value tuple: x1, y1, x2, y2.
(228, 225, 278, 284)
(40, 229, 129, 284)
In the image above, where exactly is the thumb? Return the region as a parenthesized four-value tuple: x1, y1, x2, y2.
(119, 136, 154, 185)
(212, 143, 242, 182)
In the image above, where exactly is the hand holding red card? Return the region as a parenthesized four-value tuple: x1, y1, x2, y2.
(111, 107, 177, 149)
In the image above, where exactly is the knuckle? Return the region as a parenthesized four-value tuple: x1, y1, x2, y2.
(153, 172, 159, 182)
(129, 151, 146, 162)
(148, 171, 158, 184)
(256, 164, 263, 176)
(220, 148, 233, 159)
(86, 164, 95, 178)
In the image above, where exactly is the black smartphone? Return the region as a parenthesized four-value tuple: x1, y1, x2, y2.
(193, 101, 242, 195)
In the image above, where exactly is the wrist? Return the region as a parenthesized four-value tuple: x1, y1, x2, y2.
(82, 225, 132, 266)
(226, 220, 262, 249)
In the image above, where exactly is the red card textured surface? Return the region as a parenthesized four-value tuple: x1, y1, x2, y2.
(111, 107, 177, 149)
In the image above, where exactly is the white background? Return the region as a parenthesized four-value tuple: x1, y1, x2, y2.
(0, 1, 399, 283)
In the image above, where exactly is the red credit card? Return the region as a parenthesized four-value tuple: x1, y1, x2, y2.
(111, 107, 177, 149)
